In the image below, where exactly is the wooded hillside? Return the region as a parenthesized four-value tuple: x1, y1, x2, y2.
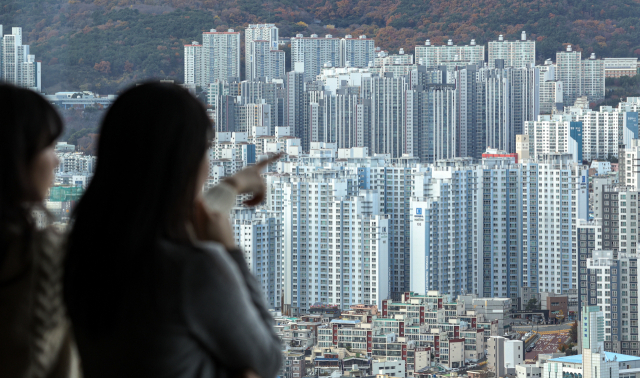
(2, 0, 639, 94)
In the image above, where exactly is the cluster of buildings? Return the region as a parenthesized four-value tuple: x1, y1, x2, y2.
(39, 142, 96, 227)
(272, 291, 512, 378)
(202, 109, 640, 363)
(184, 26, 640, 171)
(0, 25, 41, 91)
(270, 295, 640, 378)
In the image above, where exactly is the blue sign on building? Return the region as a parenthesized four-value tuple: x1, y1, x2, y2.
(627, 112, 639, 140)
(570, 121, 583, 163)
(416, 208, 422, 215)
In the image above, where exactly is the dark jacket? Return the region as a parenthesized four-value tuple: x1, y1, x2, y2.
(71, 240, 282, 378)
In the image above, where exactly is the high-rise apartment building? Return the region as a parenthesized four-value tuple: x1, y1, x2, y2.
(411, 155, 565, 302)
(410, 159, 478, 297)
(455, 62, 539, 157)
(286, 65, 310, 150)
(414, 39, 484, 69)
(185, 29, 240, 87)
(184, 41, 205, 88)
(555, 45, 605, 107)
(525, 114, 583, 162)
(291, 34, 341, 81)
(585, 250, 639, 355)
(620, 139, 640, 189)
(537, 60, 564, 114)
(487, 32, 535, 69)
(341, 35, 375, 68)
(231, 207, 284, 310)
(522, 154, 589, 295)
(245, 24, 279, 81)
(203, 29, 241, 83)
(582, 53, 606, 104)
(368, 73, 412, 158)
(0, 26, 41, 91)
(374, 49, 414, 66)
(568, 106, 638, 161)
(246, 39, 285, 83)
(576, 219, 603, 316)
(555, 45, 582, 107)
(240, 80, 283, 134)
(276, 174, 389, 315)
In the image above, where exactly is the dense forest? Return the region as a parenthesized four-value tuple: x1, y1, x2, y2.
(1, 0, 640, 94)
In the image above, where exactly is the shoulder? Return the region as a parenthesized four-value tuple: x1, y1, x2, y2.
(157, 240, 241, 282)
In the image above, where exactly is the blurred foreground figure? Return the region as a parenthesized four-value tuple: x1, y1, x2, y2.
(64, 82, 282, 378)
(0, 84, 81, 378)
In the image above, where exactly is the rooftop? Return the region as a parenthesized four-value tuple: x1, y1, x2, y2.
(330, 319, 361, 325)
(549, 352, 640, 364)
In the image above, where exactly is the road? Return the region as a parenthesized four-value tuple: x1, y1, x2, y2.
(510, 323, 571, 332)
(524, 333, 570, 360)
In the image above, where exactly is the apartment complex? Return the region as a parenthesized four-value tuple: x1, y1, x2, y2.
(291, 34, 342, 80)
(556, 45, 605, 106)
(184, 29, 241, 87)
(585, 250, 639, 355)
(0, 26, 41, 91)
(414, 39, 484, 69)
(245, 24, 280, 81)
(487, 32, 536, 69)
(341, 35, 375, 68)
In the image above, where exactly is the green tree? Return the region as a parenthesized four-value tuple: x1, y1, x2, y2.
(569, 321, 578, 343)
(525, 298, 538, 311)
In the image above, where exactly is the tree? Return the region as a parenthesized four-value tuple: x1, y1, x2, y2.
(569, 321, 578, 343)
(94, 61, 112, 74)
(525, 298, 539, 311)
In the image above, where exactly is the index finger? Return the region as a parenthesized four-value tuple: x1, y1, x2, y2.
(255, 152, 283, 167)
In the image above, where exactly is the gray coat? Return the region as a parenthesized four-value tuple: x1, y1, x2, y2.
(72, 240, 282, 378)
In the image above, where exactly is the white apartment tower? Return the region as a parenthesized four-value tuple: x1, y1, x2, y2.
(537, 60, 564, 114)
(582, 53, 606, 104)
(555, 45, 583, 107)
(231, 208, 284, 310)
(522, 153, 589, 295)
(368, 73, 413, 158)
(585, 250, 640, 355)
(620, 139, 640, 189)
(488, 32, 536, 68)
(202, 29, 241, 84)
(291, 34, 341, 81)
(525, 114, 573, 160)
(277, 174, 390, 315)
(245, 24, 279, 81)
(568, 105, 637, 161)
(0, 26, 41, 91)
(414, 38, 485, 69)
(184, 42, 205, 87)
(247, 39, 285, 82)
(185, 29, 241, 88)
(341, 35, 375, 68)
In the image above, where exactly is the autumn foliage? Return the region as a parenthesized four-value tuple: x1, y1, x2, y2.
(2, 0, 640, 94)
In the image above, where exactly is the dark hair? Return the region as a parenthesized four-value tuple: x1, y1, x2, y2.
(0, 84, 63, 272)
(64, 82, 213, 331)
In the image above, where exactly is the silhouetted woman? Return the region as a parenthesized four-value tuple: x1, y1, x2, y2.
(64, 83, 282, 378)
(0, 84, 81, 378)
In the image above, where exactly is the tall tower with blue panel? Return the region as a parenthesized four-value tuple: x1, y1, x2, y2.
(569, 121, 583, 163)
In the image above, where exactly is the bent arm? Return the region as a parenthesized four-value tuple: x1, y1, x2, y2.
(227, 250, 281, 333)
(184, 243, 281, 378)
(203, 182, 237, 215)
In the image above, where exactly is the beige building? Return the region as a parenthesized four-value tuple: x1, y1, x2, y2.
(516, 134, 530, 162)
(488, 336, 506, 377)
